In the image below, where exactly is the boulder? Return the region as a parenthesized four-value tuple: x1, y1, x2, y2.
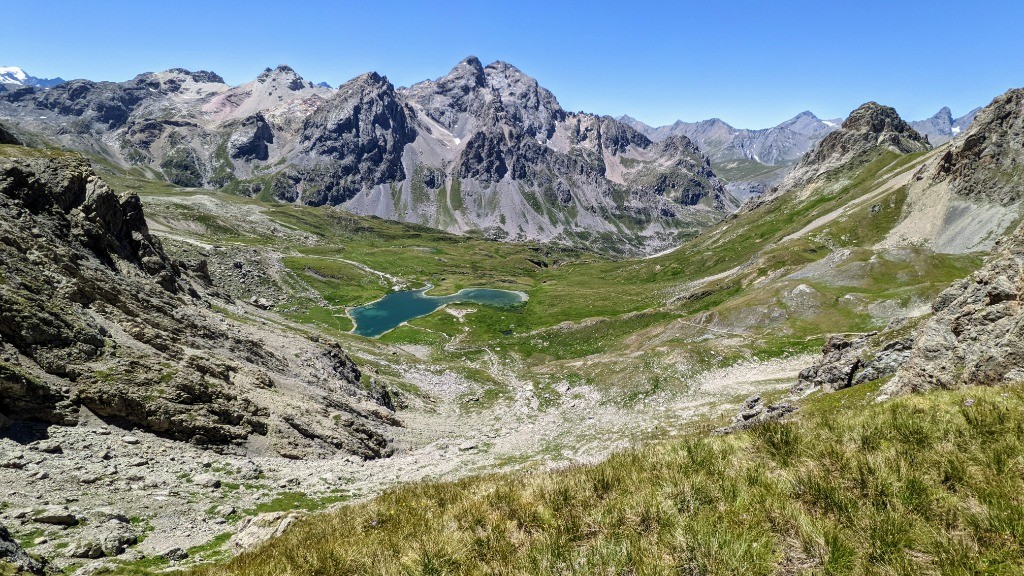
(31, 506, 79, 526)
(0, 522, 44, 574)
(228, 512, 300, 551)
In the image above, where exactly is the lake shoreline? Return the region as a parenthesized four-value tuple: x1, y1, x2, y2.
(348, 286, 529, 338)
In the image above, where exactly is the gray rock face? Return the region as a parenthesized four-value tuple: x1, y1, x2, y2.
(0, 149, 395, 459)
(402, 56, 488, 133)
(929, 88, 1024, 205)
(297, 72, 417, 206)
(888, 221, 1024, 393)
(795, 326, 914, 393)
(33, 79, 150, 128)
(228, 113, 274, 161)
(0, 521, 44, 574)
(0, 122, 18, 145)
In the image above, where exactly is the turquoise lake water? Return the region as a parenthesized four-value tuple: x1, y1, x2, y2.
(349, 287, 528, 337)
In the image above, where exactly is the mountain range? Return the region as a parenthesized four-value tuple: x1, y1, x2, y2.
(0, 59, 731, 254)
(3, 53, 1024, 573)
(0, 61, 987, 255)
(619, 111, 843, 166)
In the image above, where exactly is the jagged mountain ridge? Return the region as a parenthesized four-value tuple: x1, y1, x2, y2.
(0, 58, 728, 253)
(620, 111, 843, 166)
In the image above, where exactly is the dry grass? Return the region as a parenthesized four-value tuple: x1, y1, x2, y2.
(182, 383, 1024, 576)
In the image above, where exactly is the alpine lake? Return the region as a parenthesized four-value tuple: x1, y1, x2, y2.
(349, 287, 528, 337)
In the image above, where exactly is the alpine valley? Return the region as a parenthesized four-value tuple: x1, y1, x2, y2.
(1, 54, 1024, 576)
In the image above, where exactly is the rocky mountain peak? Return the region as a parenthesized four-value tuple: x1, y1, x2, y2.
(841, 102, 921, 138)
(344, 71, 391, 92)
(780, 111, 824, 131)
(779, 102, 929, 191)
(257, 65, 311, 91)
(932, 106, 954, 124)
(0, 65, 65, 88)
(452, 55, 486, 84)
(296, 71, 415, 205)
(701, 117, 733, 129)
(164, 68, 225, 84)
(481, 61, 564, 139)
(910, 105, 981, 146)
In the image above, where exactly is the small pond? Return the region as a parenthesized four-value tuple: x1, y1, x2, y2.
(349, 287, 528, 337)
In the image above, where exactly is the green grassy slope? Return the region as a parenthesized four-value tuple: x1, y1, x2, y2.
(188, 383, 1024, 576)
(103, 145, 984, 404)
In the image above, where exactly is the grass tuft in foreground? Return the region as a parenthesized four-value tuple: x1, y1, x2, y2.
(192, 384, 1024, 576)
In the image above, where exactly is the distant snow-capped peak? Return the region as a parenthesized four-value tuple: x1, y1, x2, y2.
(0, 66, 65, 87)
(0, 66, 29, 83)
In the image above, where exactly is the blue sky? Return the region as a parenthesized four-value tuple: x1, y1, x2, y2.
(4, 0, 1023, 128)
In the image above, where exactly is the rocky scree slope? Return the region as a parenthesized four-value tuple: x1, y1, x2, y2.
(0, 147, 397, 459)
(0, 58, 727, 253)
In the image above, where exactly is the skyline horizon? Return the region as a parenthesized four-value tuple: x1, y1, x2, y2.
(1, 56, 996, 132)
(4, 0, 1022, 129)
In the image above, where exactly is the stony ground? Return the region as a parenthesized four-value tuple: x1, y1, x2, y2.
(0, 299, 810, 574)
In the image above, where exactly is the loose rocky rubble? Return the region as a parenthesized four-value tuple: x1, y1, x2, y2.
(713, 394, 797, 434)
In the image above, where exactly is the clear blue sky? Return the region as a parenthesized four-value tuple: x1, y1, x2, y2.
(4, 0, 1023, 128)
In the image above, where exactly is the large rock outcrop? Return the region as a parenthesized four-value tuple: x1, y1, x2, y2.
(0, 149, 396, 459)
(930, 88, 1024, 205)
(884, 222, 1024, 394)
(228, 113, 274, 161)
(794, 322, 916, 393)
